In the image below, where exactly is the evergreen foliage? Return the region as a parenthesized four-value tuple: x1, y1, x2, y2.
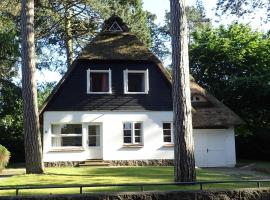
(0, 80, 23, 163)
(190, 24, 270, 159)
(0, 5, 20, 80)
(216, 0, 270, 22)
(0, 144, 10, 172)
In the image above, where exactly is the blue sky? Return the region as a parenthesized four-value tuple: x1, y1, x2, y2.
(36, 0, 270, 83)
(143, 0, 270, 30)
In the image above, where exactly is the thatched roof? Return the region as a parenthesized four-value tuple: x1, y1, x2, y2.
(41, 15, 243, 128)
(191, 81, 243, 128)
(80, 32, 155, 61)
(78, 32, 172, 83)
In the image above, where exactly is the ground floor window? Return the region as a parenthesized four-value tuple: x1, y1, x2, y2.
(163, 122, 173, 143)
(123, 122, 142, 144)
(51, 124, 82, 147)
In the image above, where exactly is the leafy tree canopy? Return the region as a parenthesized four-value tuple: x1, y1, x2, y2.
(216, 0, 270, 22)
(0, 4, 20, 80)
(190, 23, 270, 133)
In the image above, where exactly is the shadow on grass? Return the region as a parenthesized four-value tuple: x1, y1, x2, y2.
(46, 167, 173, 177)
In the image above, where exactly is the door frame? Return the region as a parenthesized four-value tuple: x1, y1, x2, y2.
(86, 122, 103, 159)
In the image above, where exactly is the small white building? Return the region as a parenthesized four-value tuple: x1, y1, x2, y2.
(40, 15, 243, 167)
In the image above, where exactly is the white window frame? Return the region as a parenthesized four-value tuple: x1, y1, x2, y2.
(162, 122, 173, 144)
(123, 69, 149, 94)
(51, 123, 83, 148)
(109, 21, 123, 32)
(123, 122, 143, 144)
(87, 69, 112, 94)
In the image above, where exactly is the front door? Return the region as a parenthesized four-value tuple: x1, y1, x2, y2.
(88, 123, 102, 159)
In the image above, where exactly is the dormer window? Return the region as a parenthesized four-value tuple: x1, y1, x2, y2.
(87, 69, 112, 94)
(123, 69, 149, 94)
(109, 21, 123, 32)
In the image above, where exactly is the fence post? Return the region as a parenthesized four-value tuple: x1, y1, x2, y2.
(80, 186, 83, 194)
(200, 183, 203, 190)
(257, 181, 261, 188)
(16, 188, 19, 196)
(140, 185, 144, 192)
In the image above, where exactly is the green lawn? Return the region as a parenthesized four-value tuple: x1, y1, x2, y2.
(0, 166, 270, 196)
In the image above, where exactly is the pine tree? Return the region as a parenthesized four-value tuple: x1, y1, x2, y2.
(170, 0, 196, 182)
(21, 0, 44, 174)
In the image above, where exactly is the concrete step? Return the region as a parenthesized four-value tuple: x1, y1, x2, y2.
(85, 159, 104, 162)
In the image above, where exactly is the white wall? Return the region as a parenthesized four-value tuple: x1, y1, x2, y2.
(43, 111, 236, 167)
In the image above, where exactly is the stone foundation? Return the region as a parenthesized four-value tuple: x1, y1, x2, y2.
(108, 159, 174, 166)
(44, 159, 174, 167)
(44, 161, 80, 167)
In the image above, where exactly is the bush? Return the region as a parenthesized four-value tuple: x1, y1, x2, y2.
(0, 144, 10, 172)
(236, 128, 270, 161)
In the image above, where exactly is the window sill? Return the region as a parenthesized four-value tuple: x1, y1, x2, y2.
(162, 144, 174, 147)
(87, 92, 112, 94)
(124, 92, 148, 94)
(49, 147, 85, 152)
(122, 144, 144, 148)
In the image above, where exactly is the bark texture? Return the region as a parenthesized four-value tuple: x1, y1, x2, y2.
(21, 0, 44, 174)
(64, 6, 74, 68)
(170, 0, 196, 182)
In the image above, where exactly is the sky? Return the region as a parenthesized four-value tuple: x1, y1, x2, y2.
(143, 0, 270, 30)
(35, 0, 270, 84)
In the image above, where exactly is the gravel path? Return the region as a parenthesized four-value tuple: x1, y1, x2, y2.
(203, 167, 270, 179)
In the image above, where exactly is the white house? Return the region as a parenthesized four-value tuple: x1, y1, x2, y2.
(40, 15, 243, 167)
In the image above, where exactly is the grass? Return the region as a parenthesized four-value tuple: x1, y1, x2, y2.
(0, 166, 270, 196)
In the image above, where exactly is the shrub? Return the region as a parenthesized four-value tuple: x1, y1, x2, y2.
(0, 144, 10, 172)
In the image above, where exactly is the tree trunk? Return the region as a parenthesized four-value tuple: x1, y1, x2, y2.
(170, 0, 196, 182)
(21, 0, 44, 174)
(64, 6, 74, 68)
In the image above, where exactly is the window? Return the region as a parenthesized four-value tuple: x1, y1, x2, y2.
(88, 125, 100, 147)
(109, 21, 123, 32)
(87, 69, 112, 94)
(123, 122, 142, 144)
(191, 94, 207, 102)
(51, 124, 82, 147)
(123, 70, 149, 94)
(163, 122, 173, 143)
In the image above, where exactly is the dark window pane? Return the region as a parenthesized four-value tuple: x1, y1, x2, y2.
(124, 130, 132, 136)
(88, 125, 100, 147)
(61, 124, 82, 135)
(123, 122, 132, 130)
(128, 73, 145, 92)
(135, 137, 141, 143)
(163, 130, 171, 136)
(164, 136, 171, 143)
(124, 137, 132, 143)
(135, 130, 141, 136)
(89, 125, 100, 136)
(90, 72, 109, 92)
(89, 136, 100, 146)
(62, 136, 82, 146)
(134, 123, 141, 129)
(163, 123, 171, 130)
